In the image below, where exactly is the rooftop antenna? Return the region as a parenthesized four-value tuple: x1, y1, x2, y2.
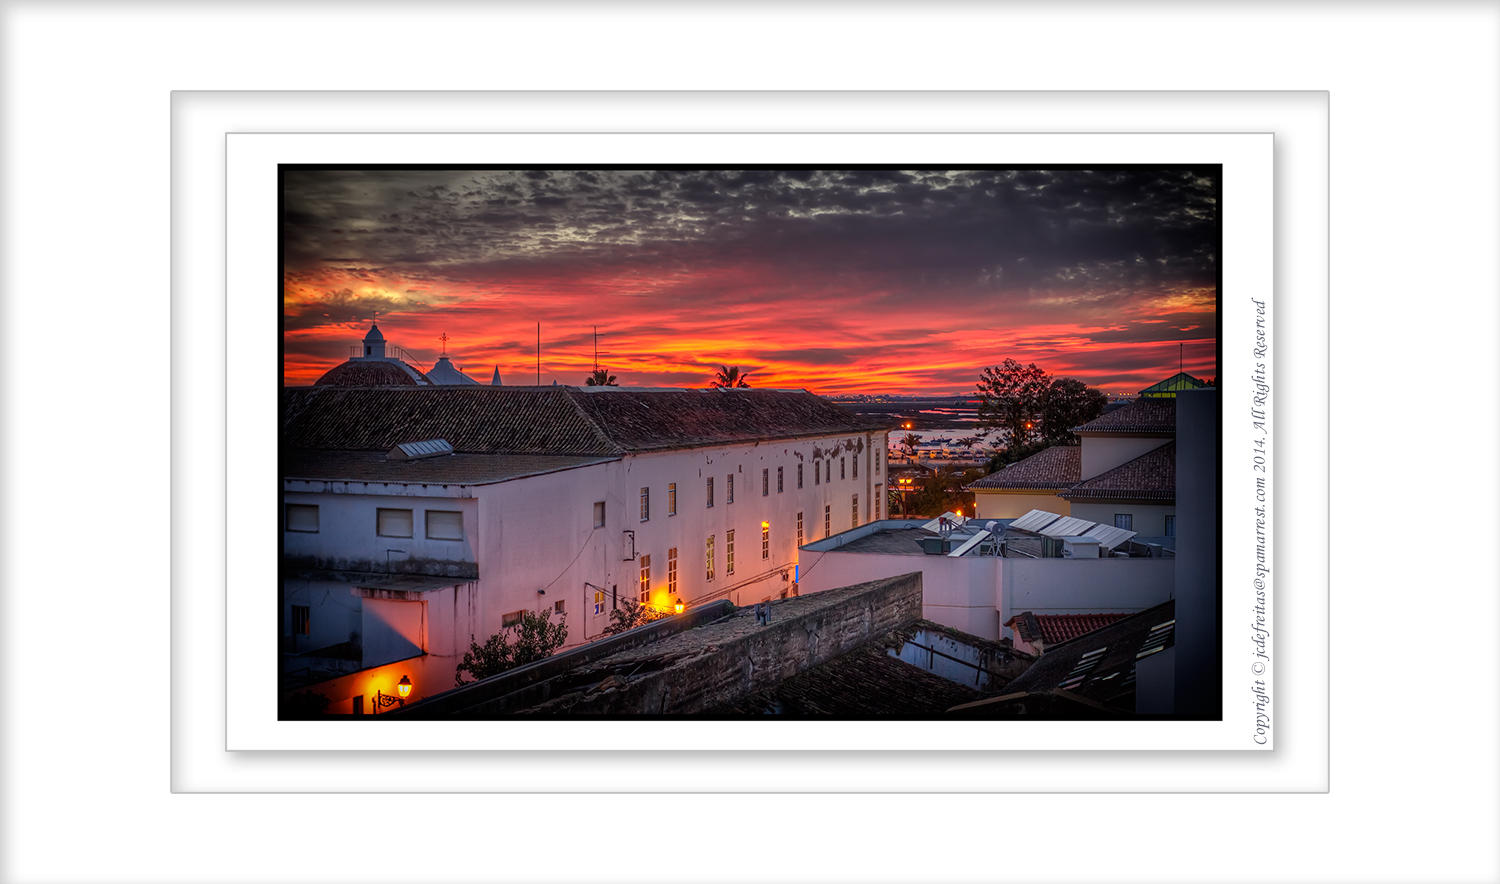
(536, 322, 541, 386)
(593, 325, 599, 371)
(1179, 342, 1184, 374)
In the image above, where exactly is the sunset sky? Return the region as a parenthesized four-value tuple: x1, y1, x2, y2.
(282, 167, 1219, 396)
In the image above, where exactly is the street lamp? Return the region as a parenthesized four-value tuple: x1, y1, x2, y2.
(674, 597, 685, 614)
(373, 674, 413, 714)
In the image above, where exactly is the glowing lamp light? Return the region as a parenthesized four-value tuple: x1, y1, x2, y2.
(761, 521, 770, 528)
(674, 598, 685, 614)
(396, 674, 413, 699)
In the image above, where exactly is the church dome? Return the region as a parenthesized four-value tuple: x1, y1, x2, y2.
(314, 359, 429, 386)
(363, 323, 386, 343)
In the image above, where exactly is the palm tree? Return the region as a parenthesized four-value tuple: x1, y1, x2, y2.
(584, 367, 618, 386)
(900, 432, 921, 459)
(710, 365, 752, 388)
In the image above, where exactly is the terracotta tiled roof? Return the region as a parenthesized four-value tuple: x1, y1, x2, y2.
(997, 600, 1176, 708)
(568, 387, 894, 452)
(313, 359, 429, 387)
(1073, 397, 1176, 435)
(1061, 441, 1175, 502)
(967, 445, 1080, 490)
(1005, 611, 1134, 646)
(283, 387, 620, 456)
(282, 386, 894, 458)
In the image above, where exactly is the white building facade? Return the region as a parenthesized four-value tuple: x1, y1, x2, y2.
(280, 385, 892, 713)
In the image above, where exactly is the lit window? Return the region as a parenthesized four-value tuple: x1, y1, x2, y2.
(762, 468, 769, 497)
(727, 474, 735, 504)
(502, 610, 524, 628)
(777, 467, 784, 493)
(1114, 513, 1133, 530)
(706, 477, 714, 508)
(726, 529, 736, 575)
(668, 482, 677, 516)
(706, 535, 715, 581)
(376, 508, 413, 538)
(291, 604, 310, 635)
(593, 501, 606, 528)
(668, 547, 678, 596)
(852, 494, 859, 528)
(639, 554, 651, 604)
(761, 522, 770, 559)
(797, 512, 804, 546)
(593, 588, 606, 615)
(640, 486, 650, 522)
(285, 504, 319, 533)
(425, 510, 464, 541)
(824, 505, 831, 538)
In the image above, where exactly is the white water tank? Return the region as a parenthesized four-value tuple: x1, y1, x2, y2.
(1060, 536, 1101, 558)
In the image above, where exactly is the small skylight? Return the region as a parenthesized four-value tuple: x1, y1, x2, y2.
(388, 439, 453, 460)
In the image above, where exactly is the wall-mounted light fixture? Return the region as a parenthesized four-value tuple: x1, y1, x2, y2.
(674, 597, 685, 615)
(373, 674, 413, 714)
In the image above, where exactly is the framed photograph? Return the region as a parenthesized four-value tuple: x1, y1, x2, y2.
(228, 128, 1272, 757)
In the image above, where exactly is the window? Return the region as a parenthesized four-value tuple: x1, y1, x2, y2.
(875, 484, 883, 519)
(1114, 513, 1134, 530)
(502, 610, 524, 628)
(1164, 515, 1176, 537)
(285, 504, 319, 533)
(352, 695, 363, 715)
(727, 474, 735, 504)
(291, 604, 310, 635)
(853, 456, 858, 479)
(852, 494, 859, 528)
(639, 554, 651, 603)
(761, 522, 770, 559)
(425, 510, 464, 541)
(668, 547, 678, 596)
(826, 460, 832, 483)
(706, 535, 715, 581)
(706, 477, 714, 508)
(640, 486, 650, 522)
(797, 511, 804, 547)
(814, 460, 821, 486)
(840, 457, 846, 480)
(593, 501, 606, 528)
(824, 505, 832, 538)
(377, 508, 413, 538)
(668, 482, 677, 516)
(554, 599, 566, 615)
(762, 468, 770, 496)
(726, 529, 736, 575)
(797, 463, 804, 489)
(593, 587, 606, 615)
(777, 466, 784, 493)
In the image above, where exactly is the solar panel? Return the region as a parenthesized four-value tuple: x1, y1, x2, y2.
(1009, 509, 1062, 533)
(946, 529, 992, 557)
(1086, 524, 1137, 550)
(1039, 516, 1098, 538)
(388, 438, 454, 460)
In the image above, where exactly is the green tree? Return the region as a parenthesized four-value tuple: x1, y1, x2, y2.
(1039, 377, 1108, 445)
(899, 432, 922, 459)
(601, 598, 671, 636)
(975, 359, 1051, 453)
(710, 365, 752, 388)
(454, 609, 568, 686)
(584, 367, 618, 386)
